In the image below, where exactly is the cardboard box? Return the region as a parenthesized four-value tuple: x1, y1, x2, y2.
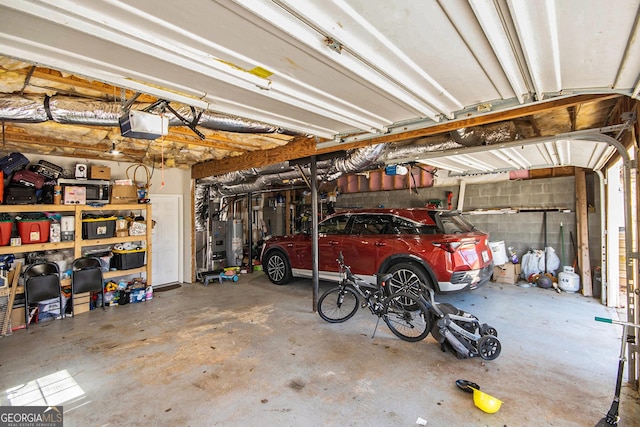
(64, 186, 86, 205)
(90, 166, 111, 180)
(73, 292, 91, 315)
(111, 185, 138, 204)
(10, 306, 25, 330)
(493, 263, 521, 285)
(73, 303, 90, 315)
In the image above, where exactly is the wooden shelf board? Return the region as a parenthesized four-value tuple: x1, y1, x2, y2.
(0, 204, 76, 213)
(0, 241, 75, 255)
(104, 267, 146, 279)
(79, 235, 145, 247)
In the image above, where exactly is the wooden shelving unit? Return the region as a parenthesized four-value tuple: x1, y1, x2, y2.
(0, 204, 152, 284)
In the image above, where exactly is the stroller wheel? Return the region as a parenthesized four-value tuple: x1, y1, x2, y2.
(477, 335, 501, 360)
(480, 323, 498, 337)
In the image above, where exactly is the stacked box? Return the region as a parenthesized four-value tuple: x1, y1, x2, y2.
(493, 263, 521, 285)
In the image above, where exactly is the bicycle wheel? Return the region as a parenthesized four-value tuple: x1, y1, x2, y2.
(317, 286, 359, 323)
(383, 291, 431, 342)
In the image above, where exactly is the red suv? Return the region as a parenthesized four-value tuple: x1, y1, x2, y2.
(261, 208, 493, 295)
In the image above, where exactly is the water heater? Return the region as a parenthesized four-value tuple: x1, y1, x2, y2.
(226, 219, 243, 266)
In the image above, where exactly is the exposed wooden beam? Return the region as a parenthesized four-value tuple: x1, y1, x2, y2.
(14, 67, 156, 102)
(568, 105, 577, 132)
(575, 167, 593, 296)
(169, 127, 287, 151)
(192, 136, 316, 179)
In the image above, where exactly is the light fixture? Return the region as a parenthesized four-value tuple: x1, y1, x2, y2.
(109, 142, 121, 155)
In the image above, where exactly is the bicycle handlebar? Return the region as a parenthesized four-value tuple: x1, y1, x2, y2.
(595, 316, 640, 329)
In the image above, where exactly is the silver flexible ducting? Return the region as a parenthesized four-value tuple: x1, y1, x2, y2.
(0, 94, 47, 122)
(323, 144, 386, 182)
(197, 122, 516, 197)
(450, 122, 517, 147)
(0, 94, 296, 134)
(194, 184, 209, 232)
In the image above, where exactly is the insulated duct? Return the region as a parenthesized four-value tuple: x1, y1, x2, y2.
(450, 122, 517, 147)
(195, 184, 209, 232)
(197, 122, 519, 196)
(0, 94, 298, 134)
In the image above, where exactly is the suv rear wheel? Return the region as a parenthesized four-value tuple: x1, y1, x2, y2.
(386, 262, 430, 298)
(264, 251, 292, 285)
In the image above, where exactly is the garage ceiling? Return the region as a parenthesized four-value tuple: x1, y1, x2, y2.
(0, 1, 638, 177)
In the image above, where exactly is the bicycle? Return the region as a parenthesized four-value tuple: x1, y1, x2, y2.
(317, 252, 432, 342)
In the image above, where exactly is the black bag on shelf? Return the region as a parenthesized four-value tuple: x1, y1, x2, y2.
(11, 169, 46, 189)
(0, 152, 29, 177)
(37, 179, 57, 204)
(29, 160, 63, 179)
(4, 184, 37, 205)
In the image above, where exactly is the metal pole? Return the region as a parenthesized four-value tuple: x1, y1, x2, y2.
(248, 192, 253, 271)
(586, 133, 638, 388)
(311, 156, 319, 312)
(595, 170, 608, 306)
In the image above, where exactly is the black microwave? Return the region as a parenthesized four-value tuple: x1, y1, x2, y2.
(58, 179, 110, 204)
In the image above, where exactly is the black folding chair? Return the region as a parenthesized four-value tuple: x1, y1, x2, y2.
(24, 262, 63, 328)
(71, 257, 105, 315)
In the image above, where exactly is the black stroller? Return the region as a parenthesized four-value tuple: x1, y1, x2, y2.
(423, 288, 501, 360)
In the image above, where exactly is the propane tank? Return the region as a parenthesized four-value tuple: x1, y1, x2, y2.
(558, 266, 580, 293)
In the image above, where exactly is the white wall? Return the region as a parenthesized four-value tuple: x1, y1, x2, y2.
(23, 153, 193, 284)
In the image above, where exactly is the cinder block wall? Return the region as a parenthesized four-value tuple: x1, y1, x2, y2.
(335, 175, 602, 273)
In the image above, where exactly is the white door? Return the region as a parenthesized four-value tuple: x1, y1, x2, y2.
(151, 194, 183, 285)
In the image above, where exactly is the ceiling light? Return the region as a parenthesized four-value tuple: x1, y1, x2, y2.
(109, 142, 121, 155)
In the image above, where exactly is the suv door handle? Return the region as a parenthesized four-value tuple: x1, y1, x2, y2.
(329, 240, 340, 245)
(374, 241, 386, 247)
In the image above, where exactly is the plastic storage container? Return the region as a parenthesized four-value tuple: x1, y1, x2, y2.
(111, 248, 146, 270)
(82, 216, 116, 239)
(17, 218, 50, 243)
(0, 218, 13, 246)
(489, 241, 508, 265)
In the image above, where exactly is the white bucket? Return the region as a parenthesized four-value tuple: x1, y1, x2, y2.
(489, 241, 508, 265)
(559, 266, 580, 292)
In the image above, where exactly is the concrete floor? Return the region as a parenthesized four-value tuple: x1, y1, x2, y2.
(1, 273, 639, 427)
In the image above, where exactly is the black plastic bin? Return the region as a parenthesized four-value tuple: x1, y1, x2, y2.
(82, 216, 116, 239)
(111, 248, 146, 270)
